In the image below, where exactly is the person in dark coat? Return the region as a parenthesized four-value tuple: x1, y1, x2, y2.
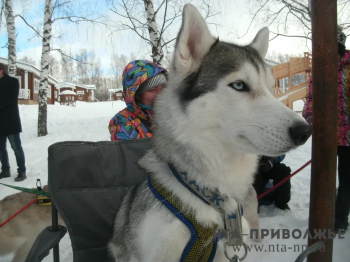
(0, 64, 27, 181)
(253, 155, 291, 211)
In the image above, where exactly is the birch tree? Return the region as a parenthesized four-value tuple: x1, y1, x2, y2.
(143, 0, 164, 63)
(37, 0, 52, 136)
(4, 0, 16, 77)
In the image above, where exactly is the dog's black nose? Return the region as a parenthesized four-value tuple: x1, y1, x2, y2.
(289, 124, 312, 145)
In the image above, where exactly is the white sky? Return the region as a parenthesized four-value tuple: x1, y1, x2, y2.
(0, 0, 348, 76)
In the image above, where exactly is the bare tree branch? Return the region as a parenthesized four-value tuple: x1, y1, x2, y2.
(121, 23, 151, 43)
(161, 12, 182, 34)
(239, 0, 270, 39)
(51, 48, 95, 67)
(154, 0, 166, 16)
(110, 2, 147, 27)
(282, 7, 311, 32)
(282, 0, 310, 22)
(288, 0, 309, 13)
(268, 6, 288, 28)
(158, 0, 168, 43)
(270, 31, 311, 41)
(15, 14, 43, 37)
(52, 0, 70, 11)
(1, 41, 8, 48)
(161, 37, 176, 47)
(244, 0, 326, 42)
(52, 15, 106, 25)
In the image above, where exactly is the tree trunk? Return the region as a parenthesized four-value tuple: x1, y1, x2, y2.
(143, 0, 164, 65)
(5, 0, 16, 77)
(38, 0, 52, 137)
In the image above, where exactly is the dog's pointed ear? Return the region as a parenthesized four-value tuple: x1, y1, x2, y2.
(250, 27, 269, 58)
(173, 4, 215, 75)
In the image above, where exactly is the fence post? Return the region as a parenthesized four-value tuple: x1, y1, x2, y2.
(308, 0, 338, 261)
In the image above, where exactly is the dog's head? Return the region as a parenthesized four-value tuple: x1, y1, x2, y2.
(153, 4, 312, 157)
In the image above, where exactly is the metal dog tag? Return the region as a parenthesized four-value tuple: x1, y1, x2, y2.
(225, 212, 243, 247)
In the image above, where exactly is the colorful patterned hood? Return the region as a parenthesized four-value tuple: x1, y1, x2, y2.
(123, 60, 167, 121)
(108, 60, 167, 140)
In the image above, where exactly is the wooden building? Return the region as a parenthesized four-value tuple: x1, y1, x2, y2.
(54, 82, 96, 103)
(0, 57, 58, 105)
(108, 88, 124, 101)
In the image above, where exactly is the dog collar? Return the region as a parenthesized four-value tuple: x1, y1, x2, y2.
(168, 164, 243, 214)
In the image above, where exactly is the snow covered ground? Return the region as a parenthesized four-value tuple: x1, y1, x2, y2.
(1, 100, 349, 262)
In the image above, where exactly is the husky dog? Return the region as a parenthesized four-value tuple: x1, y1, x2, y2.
(109, 4, 312, 262)
(0, 186, 64, 262)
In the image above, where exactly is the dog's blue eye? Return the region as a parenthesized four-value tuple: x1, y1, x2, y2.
(229, 81, 248, 92)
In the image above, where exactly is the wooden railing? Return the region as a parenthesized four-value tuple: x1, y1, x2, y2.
(271, 52, 311, 109)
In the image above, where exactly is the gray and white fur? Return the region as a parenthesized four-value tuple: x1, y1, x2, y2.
(108, 4, 312, 262)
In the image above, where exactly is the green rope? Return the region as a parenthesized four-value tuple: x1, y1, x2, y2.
(0, 183, 50, 196)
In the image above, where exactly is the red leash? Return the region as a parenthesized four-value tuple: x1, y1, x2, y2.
(0, 198, 38, 228)
(258, 125, 350, 200)
(257, 160, 311, 200)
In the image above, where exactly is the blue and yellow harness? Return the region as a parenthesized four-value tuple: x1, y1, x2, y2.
(148, 175, 218, 262)
(147, 164, 245, 262)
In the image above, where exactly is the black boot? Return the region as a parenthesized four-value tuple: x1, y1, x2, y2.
(0, 170, 11, 179)
(15, 172, 27, 182)
(275, 202, 291, 211)
(335, 188, 350, 230)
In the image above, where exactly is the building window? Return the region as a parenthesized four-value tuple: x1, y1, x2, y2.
(16, 76, 22, 88)
(72, 96, 75, 101)
(116, 93, 122, 97)
(34, 79, 40, 93)
(54, 91, 57, 98)
(77, 90, 84, 95)
(47, 86, 51, 98)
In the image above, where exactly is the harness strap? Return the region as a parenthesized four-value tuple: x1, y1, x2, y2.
(148, 175, 218, 262)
